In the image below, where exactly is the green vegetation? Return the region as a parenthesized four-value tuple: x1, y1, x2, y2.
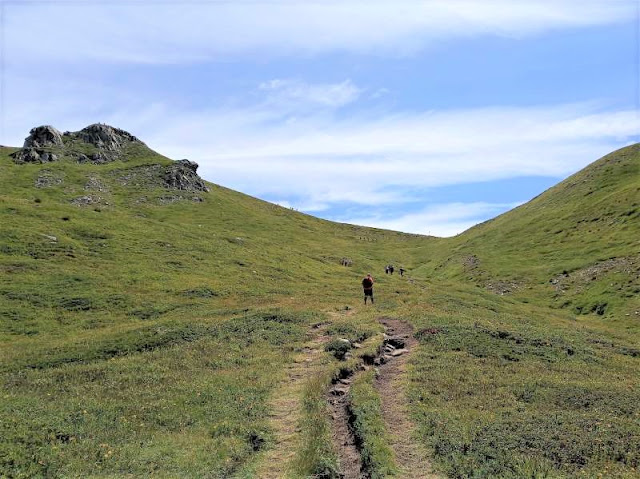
(349, 371, 397, 478)
(294, 370, 340, 478)
(1, 136, 638, 478)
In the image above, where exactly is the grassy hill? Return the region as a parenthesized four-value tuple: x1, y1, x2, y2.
(1, 127, 638, 478)
(410, 143, 640, 318)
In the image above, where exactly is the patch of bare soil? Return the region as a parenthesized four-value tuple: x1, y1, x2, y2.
(375, 318, 441, 479)
(328, 374, 364, 479)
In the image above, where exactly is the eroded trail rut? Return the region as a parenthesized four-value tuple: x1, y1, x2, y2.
(375, 318, 439, 479)
(328, 317, 439, 479)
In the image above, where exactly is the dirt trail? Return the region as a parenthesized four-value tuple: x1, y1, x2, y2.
(328, 370, 364, 479)
(254, 321, 331, 478)
(375, 318, 440, 479)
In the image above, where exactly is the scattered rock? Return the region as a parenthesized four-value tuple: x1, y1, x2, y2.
(84, 176, 107, 192)
(71, 195, 103, 206)
(77, 151, 114, 164)
(158, 195, 185, 204)
(35, 171, 63, 188)
(486, 280, 520, 295)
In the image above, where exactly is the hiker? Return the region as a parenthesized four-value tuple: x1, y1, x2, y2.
(399, 267, 405, 277)
(362, 274, 374, 304)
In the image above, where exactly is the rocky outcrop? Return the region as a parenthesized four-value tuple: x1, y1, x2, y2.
(23, 126, 64, 148)
(164, 160, 209, 192)
(11, 123, 144, 165)
(73, 123, 141, 151)
(11, 124, 210, 197)
(10, 148, 58, 164)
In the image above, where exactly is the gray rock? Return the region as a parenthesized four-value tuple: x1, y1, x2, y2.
(391, 348, 409, 357)
(84, 176, 107, 192)
(164, 159, 209, 192)
(75, 123, 141, 151)
(10, 148, 58, 164)
(35, 171, 63, 188)
(71, 195, 102, 206)
(384, 337, 406, 349)
(330, 385, 349, 396)
(24, 126, 63, 148)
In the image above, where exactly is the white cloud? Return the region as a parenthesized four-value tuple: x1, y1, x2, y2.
(5, 1, 634, 64)
(259, 79, 361, 109)
(141, 103, 638, 206)
(342, 202, 522, 237)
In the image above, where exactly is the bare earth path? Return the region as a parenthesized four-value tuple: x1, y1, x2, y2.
(254, 321, 330, 478)
(328, 371, 364, 479)
(375, 318, 441, 479)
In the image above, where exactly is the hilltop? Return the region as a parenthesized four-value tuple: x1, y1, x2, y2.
(1, 126, 638, 478)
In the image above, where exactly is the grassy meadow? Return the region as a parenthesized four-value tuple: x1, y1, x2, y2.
(1, 140, 638, 478)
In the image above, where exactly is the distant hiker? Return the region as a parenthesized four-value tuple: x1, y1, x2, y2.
(399, 267, 405, 277)
(388, 265, 394, 275)
(362, 274, 374, 304)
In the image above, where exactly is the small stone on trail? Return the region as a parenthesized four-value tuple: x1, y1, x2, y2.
(385, 336, 406, 349)
(391, 348, 409, 357)
(331, 385, 349, 396)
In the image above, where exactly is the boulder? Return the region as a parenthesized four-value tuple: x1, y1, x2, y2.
(24, 126, 63, 148)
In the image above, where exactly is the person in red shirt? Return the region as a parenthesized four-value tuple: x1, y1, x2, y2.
(362, 274, 374, 304)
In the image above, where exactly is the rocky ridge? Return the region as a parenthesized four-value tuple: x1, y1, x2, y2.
(11, 124, 143, 165)
(10, 124, 210, 194)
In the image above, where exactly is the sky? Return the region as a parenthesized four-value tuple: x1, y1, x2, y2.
(1, 0, 639, 237)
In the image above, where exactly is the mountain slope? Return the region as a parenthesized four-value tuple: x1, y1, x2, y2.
(1, 126, 638, 478)
(411, 143, 640, 317)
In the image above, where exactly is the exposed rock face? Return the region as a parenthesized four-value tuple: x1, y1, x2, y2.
(23, 126, 63, 148)
(10, 148, 58, 164)
(74, 123, 141, 151)
(164, 160, 209, 192)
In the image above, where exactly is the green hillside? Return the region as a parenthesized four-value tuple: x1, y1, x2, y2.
(411, 143, 640, 318)
(1, 126, 638, 478)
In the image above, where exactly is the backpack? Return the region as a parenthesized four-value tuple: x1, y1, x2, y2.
(362, 277, 373, 288)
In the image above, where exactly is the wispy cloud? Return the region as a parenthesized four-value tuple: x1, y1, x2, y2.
(341, 202, 522, 237)
(259, 79, 361, 109)
(5, 1, 634, 64)
(145, 102, 638, 199)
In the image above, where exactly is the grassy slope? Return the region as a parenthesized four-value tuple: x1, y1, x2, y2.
(0, 144, 423, 478)
(410, 144, 640, 318)
(1, 142, 638, 478)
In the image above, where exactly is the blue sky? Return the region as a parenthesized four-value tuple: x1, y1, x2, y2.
(2, 0, 638, 236)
